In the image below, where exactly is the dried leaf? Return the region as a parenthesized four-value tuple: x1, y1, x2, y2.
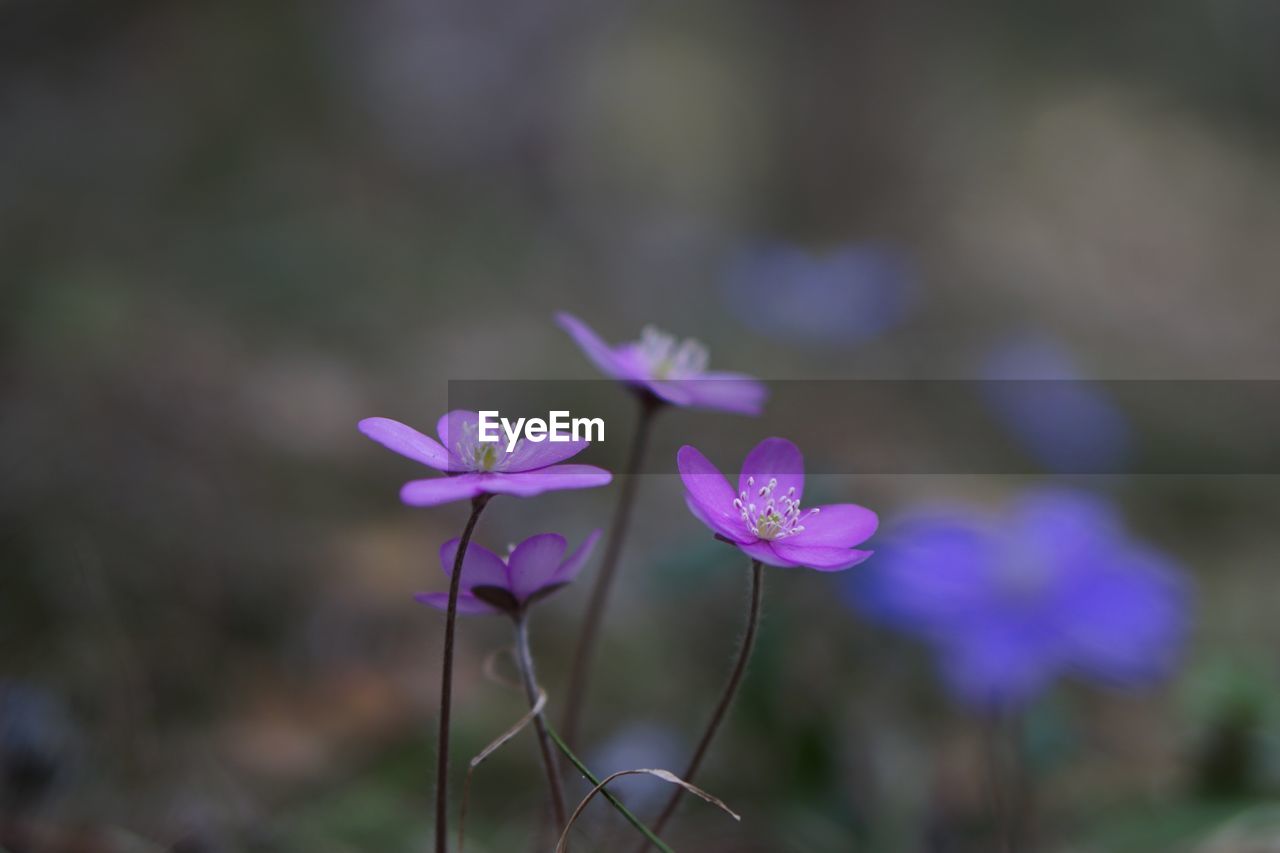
(458, 688, 547, 852)
(556, 768, 740, 852)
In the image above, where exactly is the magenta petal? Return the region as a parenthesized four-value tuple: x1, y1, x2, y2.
(792, 504, 879, 548)
(504, 437, 591, 472)
(771, 541, 873, 572)
(359, 417, 451, 470)
(439, 538, 509, 587)
(435, 410, 481, 470)
(551, 529, 602, 585)
(679, 373, 768, 416)
(400, 474, 486, 506)
(476, 465, 613, 497)
(677, 445, 752, 542)
(508, 533, 569, 600)
(414, 591, 499, 614)
(556, 312, 632, 381)
(738, 437, 805, 504)
(738, 539, 799, 568)
(643, 379, 697, 407)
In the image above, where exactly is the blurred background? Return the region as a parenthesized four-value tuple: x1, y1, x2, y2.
(3, 0, 1280, 850)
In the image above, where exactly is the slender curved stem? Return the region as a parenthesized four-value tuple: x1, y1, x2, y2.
(544, 725, 676, 853)
(435, 494, 491, 853)
(513, 615, 569, 837)
(637, 558, 764, 851)
(561, 393, 660, 747)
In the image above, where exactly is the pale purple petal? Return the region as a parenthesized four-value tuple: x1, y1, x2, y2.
(1056, 548, 1189, 685)
(789, 504, 878, 548)
(439, 538, 510, 588)
(738, 539, 799, 568)
(359, 417, 451, 470)
(556, 312, 640, 381)
(550, 529, 603, 585)
(475, 465, 612, 497)
(400, 474, 486, 506)
(677, 445, 752, 542)
(738, 437, 805, 504)
(938, 617, 1060, 711)
(504, 436, 591, 472)
(508, 533, 569, 600)
(771, 541, 873, 572)
(677, 373, 768, 416)
(643, 379, 697, 407)
(436, 409, 481, 471)
(413, 591, 499, 615)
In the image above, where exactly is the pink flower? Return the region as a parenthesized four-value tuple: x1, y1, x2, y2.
(416, 531, 602, 616)
(359, 410, 612, 507)
(678, 437, 877, 571)
(556, 312, 767, 415)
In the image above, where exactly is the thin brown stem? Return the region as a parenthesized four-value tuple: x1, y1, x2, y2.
(637, 558, 764, 851)
(435, 494, 491, 853)
(561, 393, 660, 748)
(514, 615, 570, 839)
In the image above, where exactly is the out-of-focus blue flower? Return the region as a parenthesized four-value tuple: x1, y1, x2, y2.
(720, 241, 914, 348)
(1, 683, 77, 812)
(850, 488, 1190, 712)
(981, 335, 1131, 473)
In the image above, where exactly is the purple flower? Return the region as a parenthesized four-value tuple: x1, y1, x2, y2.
(721, 241, 915, 348)
(677, 437, 877, 571)
(852, 488, 1190, 711)
(358, 410, 612, 506)
(556, 312, 767, 415)
(416, 530, 602, 616)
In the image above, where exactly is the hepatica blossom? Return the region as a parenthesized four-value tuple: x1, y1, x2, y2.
(416, 530, 602, 616)
(851, 488, 1189, 710)
(677, 437, 877, 571)
(556, 312, 767, 415)
(358, 410, 612, 506)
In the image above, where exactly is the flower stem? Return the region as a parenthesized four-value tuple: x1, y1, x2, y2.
(561, 392, 660, 747)
(638, 558, 764, 851)
(544, 725, 676, 853)
(435, 494, 491, 853)
(513, 615, 569, 837)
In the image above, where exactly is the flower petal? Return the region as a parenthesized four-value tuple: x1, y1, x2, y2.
(475, 465, 612, 497)
(556, 312, 636, 381)
(413, 591, 499, 615)
(439, 538, 510, 588)
(507, 533, 569, 600)
(677, 445, 752, 542)
(399, 474, 486, 506)
(738, 437, 805, 505)
(504, 436, 591, 472)
(738, 539, 799, 568)
(791, 503, 878, 548)
(358, 417, 451, 471)
(643, 379, 697, 407)
(550, 529, 603, 585)
(938, 617, 1059, 711)
(436, 409, 482, 471)
(771, 541, 873, 572)
(679, 373, 768, 415)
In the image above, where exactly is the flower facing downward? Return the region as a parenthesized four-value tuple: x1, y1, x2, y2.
(677, 438, 877, 571)
(359, 410, 612, 507)
(850, 488, 1190, 711)
(556, 312, 767, 415)
(416, 531, 602, 617)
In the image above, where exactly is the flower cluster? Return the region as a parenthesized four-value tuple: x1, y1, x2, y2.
(850, 488, 1189, 711)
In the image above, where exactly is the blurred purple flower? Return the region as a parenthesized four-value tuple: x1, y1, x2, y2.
(720, 242, 914, 347)
(358, 410, 612, 506)
(678, 437, 877, 571)
(982, 335, 1131, 473)
(556, 312, 767, 415)
(851, 488, 1190, 711)
(416, 530, 601, 616)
